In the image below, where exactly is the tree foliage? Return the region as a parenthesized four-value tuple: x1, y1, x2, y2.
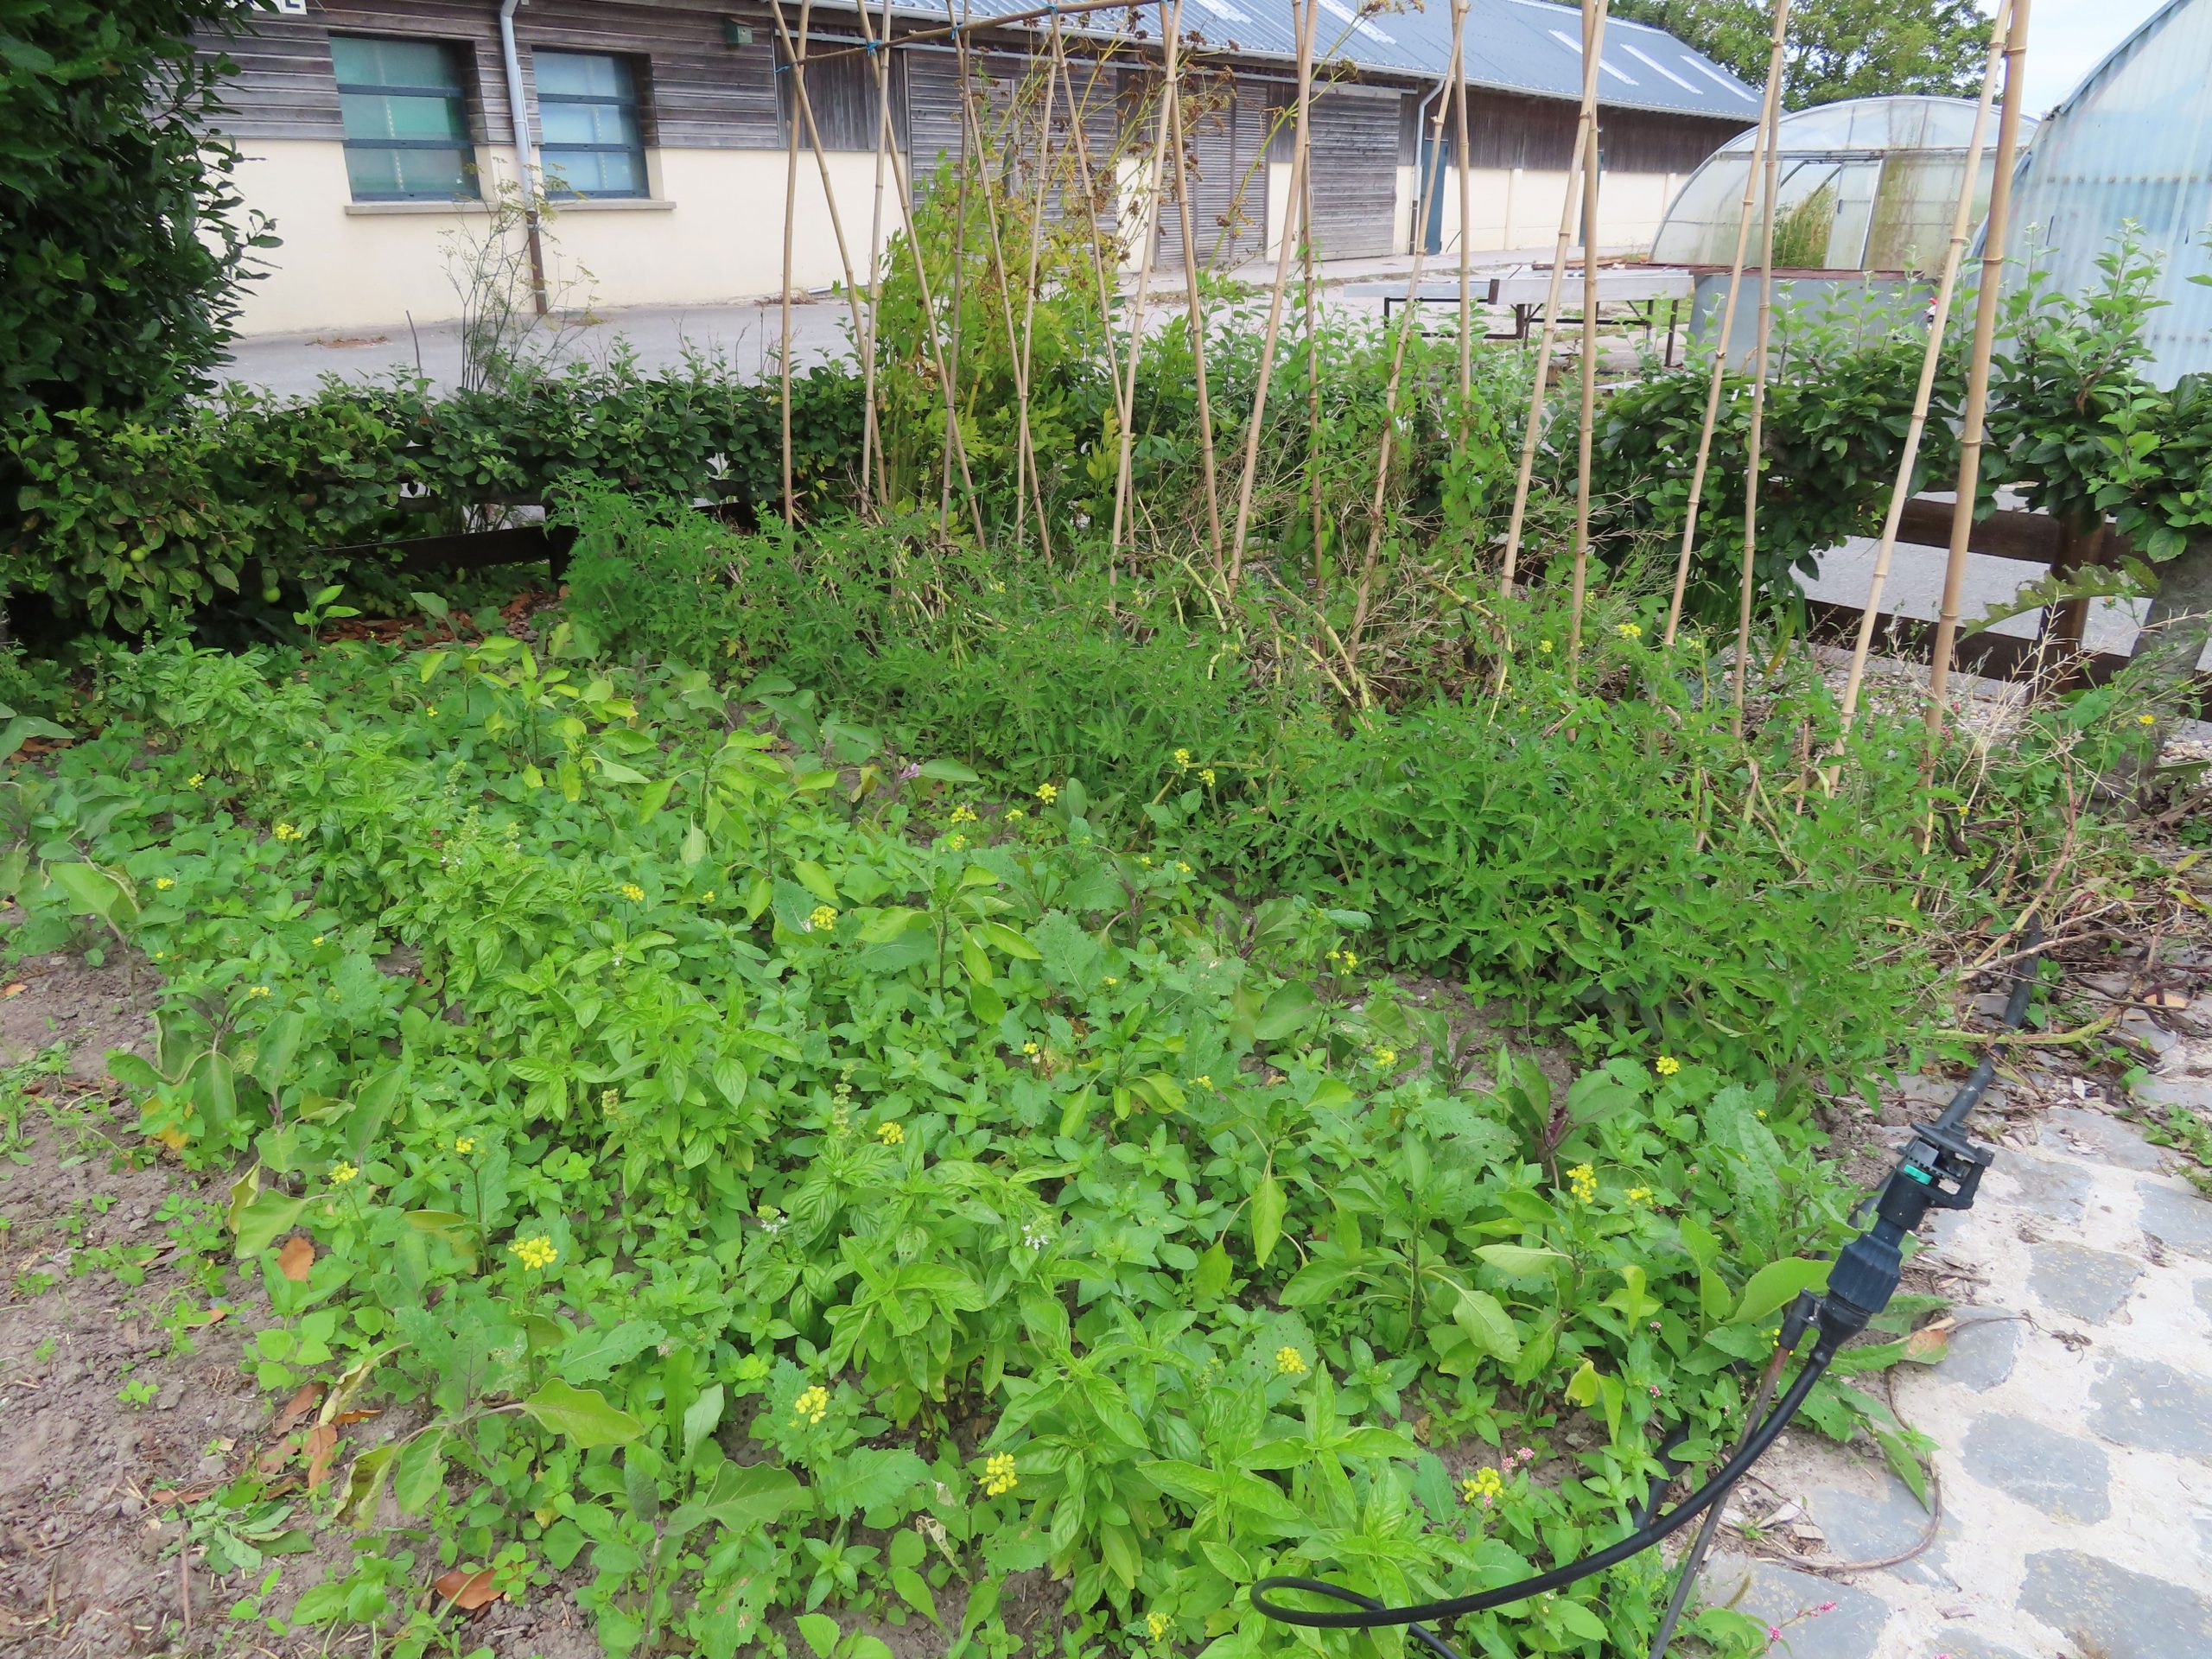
(1611, 0, 1993, 110)
(0, 0, 270, 419)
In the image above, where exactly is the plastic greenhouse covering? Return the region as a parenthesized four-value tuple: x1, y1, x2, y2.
(1650, 96, 2034, 273)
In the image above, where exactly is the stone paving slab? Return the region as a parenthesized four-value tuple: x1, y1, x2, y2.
(2024, 1241, 2143, 1324)
(1701, 1555, 1891, 1659)
(2018, 1548, 2212, 1659)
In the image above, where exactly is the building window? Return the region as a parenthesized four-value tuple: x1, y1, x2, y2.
(330, 35, 478, 201)
(535, 51, 647, 198)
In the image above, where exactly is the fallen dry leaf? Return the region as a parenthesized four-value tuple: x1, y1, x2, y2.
(276, 1235, 315, 1282)
(1, 983, 25, 1000)
(305, 1423, 338, 1491)
(2143, 989, 2190, 1010)
(333, 1409, 381, 1426)
(274, 1382, 326, 1436)
(433, 1567, 504, 1611)
(1904, 1318, 1955, 1363)
(257, 1440, 296, 1476)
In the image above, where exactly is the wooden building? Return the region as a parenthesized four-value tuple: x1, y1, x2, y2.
(200, 0, 1756, 336)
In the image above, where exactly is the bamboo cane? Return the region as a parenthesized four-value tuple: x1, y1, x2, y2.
(1832, 0, 2015, 747)
(1052, 31, 1128, 475)
(777, 0, 814, 523)
(768, 0, 880, 509)
(1166, 61, 1224, 563)
(1726, 16, 1788, 737)
(1565, 0, 1610, 660)
(1929, 0, 2034, 736)
(1661, 0, 1790, 646)
(1227, 0, 1320, 587)
(1109, 0, 1185, 563)
(1349, 22, 1473, 654)
(858, 0, 895, 513)
(1452, 1, 1472, 408)
(1495, 44, 1601, 598)
(1014, 33, 1061, 557)
(939, 7, 977, 537)
(1303, 86, 1324, 584)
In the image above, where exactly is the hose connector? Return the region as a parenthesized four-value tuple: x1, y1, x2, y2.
(1815, 1120, 1991, 1357)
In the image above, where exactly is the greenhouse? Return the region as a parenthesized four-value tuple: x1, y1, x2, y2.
(1999, 0, 2212, 385)
(1651, 94, 2036, 275)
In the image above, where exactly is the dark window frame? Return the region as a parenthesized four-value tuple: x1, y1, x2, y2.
(533, 48, 651, 200)
(330, 34, 480, 203)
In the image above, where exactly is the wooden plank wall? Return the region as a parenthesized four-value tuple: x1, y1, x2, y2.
(1307, 88, 1400, 257)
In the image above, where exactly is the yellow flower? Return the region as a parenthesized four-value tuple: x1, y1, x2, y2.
(1537, 639, 1554, 655)
(1176, 861, 1192, 875)
(1199, 767, 1217, 787)
(1617, 622, 1643, 641)
(247, 985, 270, 998)
(1193, 1075, 1214, 1090)
(1372, 1047, 1397, 1068)
(982, 1452, 1019, 1497)
(186, 773, 205, 787)
(1173, 748, 1192, 770)
(1004, 807, 1025, 822)
(876, 1120, 905, 1146)
(807, 904, 840, 933)
(1626, 1185, 1653, 1205)
(701, 890, 715, 903)
(272, 822, 303, 842)
(1021, 1040, 1040, 1056)
(1567, 1162, 1598, 1204)
(1655, 1055, 1681, 1077)
(2138, 713, 2157, 725)
(1147, 1611, 1170, 1639)
(1103, 976, 1119, 987)
(950, 804, 979, 824)
(1036, 783, 1058, 804)
(330, 1160, 359, 1185)
(1274, 1345, 1307, 1376)
(793, 1384, 830, 1425)
(454, 1135, 478, 1155)
(1341, 950, 1358, 971)
(620, 882, 645, 902)
(508, 1235, 558, 1271)
(311, 935, 325, 946)
(1460, 1467, 1504, 1506)
(1755, 1108, 1768, 1120)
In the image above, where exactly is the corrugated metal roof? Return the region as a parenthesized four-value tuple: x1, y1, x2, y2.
(2001, 0, 2212, 385)
(836, 0, 1760, 121)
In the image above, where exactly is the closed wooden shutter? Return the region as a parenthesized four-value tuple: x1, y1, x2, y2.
(1154, 72, 1266, 268)
(1308, 89, 1400, 257)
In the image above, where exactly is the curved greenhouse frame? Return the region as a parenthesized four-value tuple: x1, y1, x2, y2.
(1652, 95, 2036, 274)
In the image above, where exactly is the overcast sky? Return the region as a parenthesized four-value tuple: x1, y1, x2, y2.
(2008, 0, 2171, 111)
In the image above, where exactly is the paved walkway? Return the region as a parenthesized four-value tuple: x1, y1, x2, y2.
(1695, 991, 2212, 1658)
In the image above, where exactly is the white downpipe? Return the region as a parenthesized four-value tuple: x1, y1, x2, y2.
(497, 0, 550, 311)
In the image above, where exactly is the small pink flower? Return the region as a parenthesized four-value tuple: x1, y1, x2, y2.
(1766, 1627, 1781, 1642)
(1648, 1383, 1662, 1397)
(1815, 1602, 1836, 1614)
(1481, 1492, 1495, 1508)
(1515, 1446, 1535, 1464)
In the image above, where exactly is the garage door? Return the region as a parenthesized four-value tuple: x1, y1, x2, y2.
(1307, 90, 1400, 257)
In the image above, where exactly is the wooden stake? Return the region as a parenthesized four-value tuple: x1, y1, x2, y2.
(1727, 10, 1788, 737)
(1661, 0, 1790, 646)
(777, 0, 814, 524)
(1227, 0, 1320, 587)
(1452, 4, 1472, 408)
(1929, 0, 2034, 736)
(1565, 0, 1609, 660)
(1833, 0, 2014, 746)
(1166, 61, 1224, 563)
(940, 5, 977, 537)
(858, 0, 896, 514)
(1110, 0, 1185, 563)
(1014, 34, 1061, 556)
(1495, 32, 1602, 599)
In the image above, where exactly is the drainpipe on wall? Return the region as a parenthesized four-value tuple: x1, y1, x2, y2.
(1411, 82, 1446, 255)
(498, 0, 550, 315)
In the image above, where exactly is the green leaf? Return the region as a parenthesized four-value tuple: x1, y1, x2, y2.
(972, 920, 1041, 960)
(48, 861, 137, 925)
(1450, 1288, 1523, 1363)
(891, 1564, 940, 1626)
(518, 1380, 645, 1448)
(917, 759, 980, 783)
(1250, 1173, 1285, 1269)
(1254, 982, 1316, 1042)
(1192, 1242, 1232, 1300)
(554, 1319, 666, 1383)
(1474, 1244, 1568, 1276)
(682, 1384, 725, 1466)
(792, 860, 839, 905)
(1731, 1257, 1831, 1325)
(1564, 1358, 1601, 1408)
(231, 1190, 307, 1257)
(666, 1460, 804, 1541)
(795, 1614, 842, 1659)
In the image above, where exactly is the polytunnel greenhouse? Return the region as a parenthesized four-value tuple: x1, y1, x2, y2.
(1999, 0, 2212, 385)
(1651, 94, 2036, 274)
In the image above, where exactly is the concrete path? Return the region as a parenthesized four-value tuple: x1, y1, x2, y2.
(1694, 996, 2212, 1658)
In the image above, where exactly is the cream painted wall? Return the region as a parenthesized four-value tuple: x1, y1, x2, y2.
(230, 138, 907, 337)
(1262, 160, 1296, 263)
(1391, 162, 1415, 257)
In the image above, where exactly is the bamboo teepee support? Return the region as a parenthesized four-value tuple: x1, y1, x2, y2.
(768, 0, 880, 511)
(1452, 0, 1472, 407)
(1564, 0, 1610, 659)
(1929, 0, 2035, 736)
(1226, 0, 1320, 587)
(1014, 32, 1062, 556)
(1166, 61, 1224, 563)
(776, 0, 814, 523)
(1052, 31, 1129, 478)
(1349, 9, 1473, 654)
(939, 4, 978, 535)
(1832, 0, 2015, 747)
(858, 0, 896, 513)
(1109, 0, 1185, 563)
(1494, 11, 1604, 599)
(1726, 22, 1787, 737)
(1662, 0, 1790, 646)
